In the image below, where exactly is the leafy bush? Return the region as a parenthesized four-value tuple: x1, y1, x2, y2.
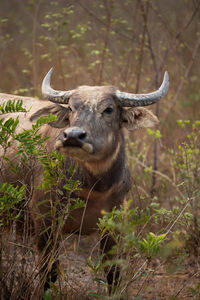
(0, 100, 83, 298)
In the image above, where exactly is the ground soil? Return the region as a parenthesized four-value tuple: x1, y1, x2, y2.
(1, 232, 200, 300)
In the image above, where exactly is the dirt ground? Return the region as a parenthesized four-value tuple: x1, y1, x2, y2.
(62, 234, 200, 300)
(1, 232, 200, 300)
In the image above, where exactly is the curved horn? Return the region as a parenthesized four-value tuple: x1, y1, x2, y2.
(116, 71, 169, 107)
(42, 68, 74, 104)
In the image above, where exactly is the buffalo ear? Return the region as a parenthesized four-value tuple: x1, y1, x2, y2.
(120, 107, 159, 131)
(30, 104, 70, 128)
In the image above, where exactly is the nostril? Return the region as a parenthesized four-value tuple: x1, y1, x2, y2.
(63, 132, 68, 140)
(78, 132, 87, 140)
(62, 127, 87, 145)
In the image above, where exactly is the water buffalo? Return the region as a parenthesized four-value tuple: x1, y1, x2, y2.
(0, 69, 169, 294)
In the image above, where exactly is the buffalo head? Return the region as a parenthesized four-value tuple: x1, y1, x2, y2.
(30, 68, 169, 173)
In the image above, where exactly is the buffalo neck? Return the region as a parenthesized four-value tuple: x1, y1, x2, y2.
(64, 141, 129, 193)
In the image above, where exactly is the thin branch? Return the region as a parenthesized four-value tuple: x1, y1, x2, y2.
(140, 0, 160, 195)
(149, 1, 194, 58)
(165, 200, 190, 236)
(32, 0, 43, 96)
(158, 0, 200, 74)
(162, 35, 200, 126)
(174, 271, 200, 299)
(9, 220, 17, 295)
(135, 0, 149, 93)
(120, 259, 148, 294)
(98, 0, 112, 85)
(77, 0, 133, 42)
(130, 155, 187, 201)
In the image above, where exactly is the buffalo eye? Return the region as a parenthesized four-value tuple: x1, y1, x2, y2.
(103, 107, 113, 114)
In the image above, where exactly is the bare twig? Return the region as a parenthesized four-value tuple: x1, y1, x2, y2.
(77, 177, 101, 249)
(162, 35, 200, 125)
(174, 271, 200, 298)
(165, 200, 190, 236)
(77, 0, 133, 42)
(32, 0, 43, 96)
(140, 1, 160, 195)
(158, 0, 200, 74)
(130, 155, 187, 201)
(120, 259, 148, 294)
(9, 220, 17, 295)
(135, 0, 149, 93)
(98, 0, 113, 85)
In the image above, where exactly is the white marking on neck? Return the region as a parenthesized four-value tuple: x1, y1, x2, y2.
(84, 141, 121, 176)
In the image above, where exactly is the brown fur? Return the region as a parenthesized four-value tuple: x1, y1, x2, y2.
(84, 138, 121, 175)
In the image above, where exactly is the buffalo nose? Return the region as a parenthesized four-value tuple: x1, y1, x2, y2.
(62, 127, 87, 146)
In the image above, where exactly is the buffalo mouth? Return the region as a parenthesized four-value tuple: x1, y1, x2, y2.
(55, 139, 94, 154)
